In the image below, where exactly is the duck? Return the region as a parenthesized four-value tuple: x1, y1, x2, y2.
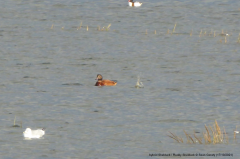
(95, 74, 117, 86)
(23, 128, 45, 139)
(128, 0, 142, 7)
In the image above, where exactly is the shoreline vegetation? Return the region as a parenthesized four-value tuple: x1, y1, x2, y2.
(168, 120, 238, 144)
(49, 22, 240, 43)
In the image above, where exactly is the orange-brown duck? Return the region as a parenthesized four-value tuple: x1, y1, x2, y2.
(95, 74, 117, 86)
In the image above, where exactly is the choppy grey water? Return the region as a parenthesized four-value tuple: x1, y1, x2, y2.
(1, 0, 240, 158)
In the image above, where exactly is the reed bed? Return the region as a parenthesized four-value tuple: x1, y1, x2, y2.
(49, 22, 240, 43)
(49, 21, 112, 31)
(168, 120, 238, 144)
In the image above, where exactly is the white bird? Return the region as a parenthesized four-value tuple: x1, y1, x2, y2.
(23, 128, 45, 139)
(128, 0, 142, 7)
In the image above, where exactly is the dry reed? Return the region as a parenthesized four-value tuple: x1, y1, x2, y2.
(171, 23, 177, 35)
(184, 130, 195, 144)
(106, 24, 111, 31)
(234, 126, 238, 140)
(223, 127, 228, 144)
(194, 132, 202, 144)
(12, 116, 22, 128)
(77, 21, 82, 30)
(167, 131, 183, 143)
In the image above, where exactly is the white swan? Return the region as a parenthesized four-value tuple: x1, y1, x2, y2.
(128, 0, 142, 7)
(23, 128, 45, 138)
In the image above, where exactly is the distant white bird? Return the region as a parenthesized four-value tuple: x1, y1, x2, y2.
(23, 128, 45, 139)
(128, 0, 142, 7)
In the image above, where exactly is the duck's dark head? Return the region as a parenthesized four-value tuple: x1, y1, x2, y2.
(96, 74, 103, 81)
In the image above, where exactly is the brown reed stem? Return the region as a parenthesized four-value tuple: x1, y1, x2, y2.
(215, 120, 221, 135)
(205, 125, 211, 143)
(172, 23, 177, 35)
(167, 135, 180, 143)
(183, 130, 195, 144)
(168, 131, 183, 143)
(234, 126, 237, 140)
(194, 132, 202, 144)
(223, 127, 228, 144)
(107, 24, 111, 31)
(77, 21, 82, 30)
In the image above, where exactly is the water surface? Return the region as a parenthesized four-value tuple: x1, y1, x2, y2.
(0, 0, 240, 158)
